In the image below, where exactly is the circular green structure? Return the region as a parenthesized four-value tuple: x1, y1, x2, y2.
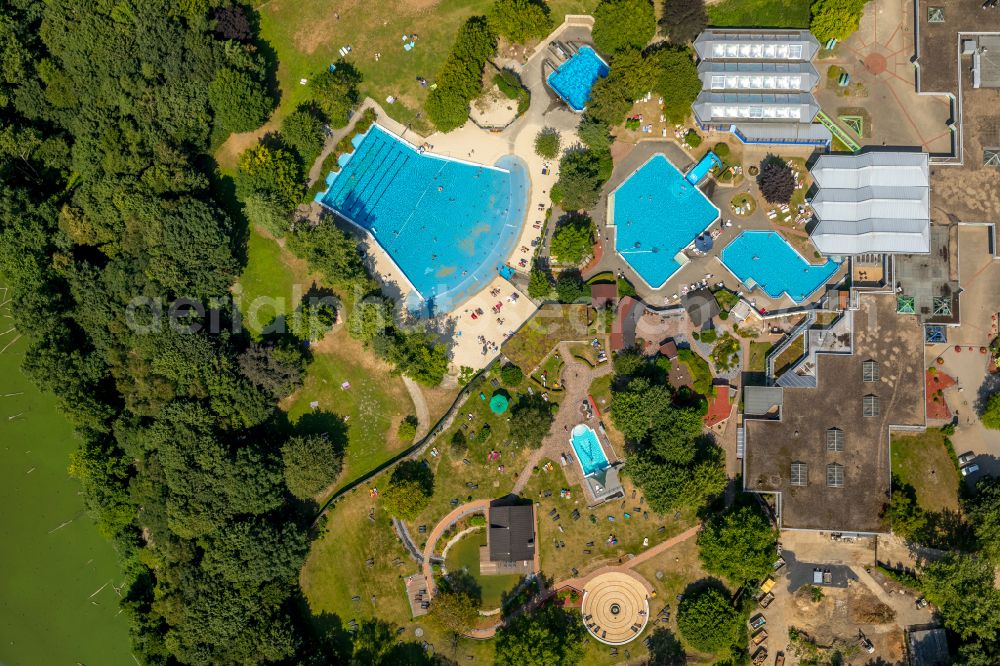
(489, 393, 509, 415)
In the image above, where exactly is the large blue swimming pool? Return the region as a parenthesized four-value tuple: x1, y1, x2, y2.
(571, 424, 609, 477)
(720, 231, 841, 303)
(317, 125, 528, 310)
(547, 46, 609, 112)
(613, 154, 720, 288)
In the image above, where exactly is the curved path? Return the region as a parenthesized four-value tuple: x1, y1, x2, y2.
(420, 499, 491, 597)
(401, 376, 430, 440)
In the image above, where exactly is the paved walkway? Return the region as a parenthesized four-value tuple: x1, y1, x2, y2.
(401, 377, 430, 440)
(512, 341, 615, 495)
(420, 499, 491, 596)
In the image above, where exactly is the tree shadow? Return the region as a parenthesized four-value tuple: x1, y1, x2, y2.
(391, 459, 435, 496)
(646, 626, 686, 665)
(438, 568, 482, 607)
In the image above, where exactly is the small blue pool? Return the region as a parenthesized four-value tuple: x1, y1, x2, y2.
(547, 46, 609, 112)
(720, 231, 841, 303)
(317, 125, 528, 311)
(613, 154, 720, 288)
(686, 151, 723, 185)
(571, 424, 609, 477)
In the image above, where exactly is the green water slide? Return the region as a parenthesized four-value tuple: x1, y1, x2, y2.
(816, 110, 862, 152)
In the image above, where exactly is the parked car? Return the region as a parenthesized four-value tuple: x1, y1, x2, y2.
(958, 451, 976, 465)
(961, 463, 980, 477)
(915, 597, 929, 610)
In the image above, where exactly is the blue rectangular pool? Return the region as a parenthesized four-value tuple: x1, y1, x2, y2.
(686, 151, 723, 185)
(317, 125, 528, 311)
(547, 46, 609, 112)
(571, 424, 609, 477)
(720, 231, 841, 303)
(613, 154, 720, 288)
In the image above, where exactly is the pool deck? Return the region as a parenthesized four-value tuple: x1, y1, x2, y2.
(588, 139, 846, 315)
(310, 20, 595, 374)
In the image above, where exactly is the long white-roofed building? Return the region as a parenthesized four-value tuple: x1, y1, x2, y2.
(808, 152, 931, 256)
(692, 30, 831, 146)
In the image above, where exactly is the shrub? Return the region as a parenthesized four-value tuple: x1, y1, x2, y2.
(449, 429, 468, 457)
(534, 127, 561, 159)
(713, 142, 730, 158)
(983, 391, 1000, 430)
(810, 0, 868, 43)
(397, 415, 418, 443)
(757, 154, 795, 205)
(500, 363, 524, 386)
(617, 276, 638, 298)
(683, 129, 701, 149)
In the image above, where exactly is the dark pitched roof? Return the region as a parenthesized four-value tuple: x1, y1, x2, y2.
(658, 338, 678, 359)
(488, 504, 535, 562)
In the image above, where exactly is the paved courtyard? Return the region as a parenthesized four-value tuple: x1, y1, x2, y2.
(814, 0, 953, 154)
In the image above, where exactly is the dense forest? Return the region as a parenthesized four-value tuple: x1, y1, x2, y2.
(0, 1, 382, 662)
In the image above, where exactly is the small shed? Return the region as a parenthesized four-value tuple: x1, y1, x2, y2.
(591, 282, 619, 310)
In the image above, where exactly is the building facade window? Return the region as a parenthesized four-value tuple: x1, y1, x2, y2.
(826, 428, 844, 452)
(863, 394, 880, 417)
(827, 463, 844, 487)
(863, 360, 880, 382)
(790, 462, 808, 486)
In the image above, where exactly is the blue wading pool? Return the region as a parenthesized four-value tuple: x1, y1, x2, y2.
(571, 424, 609, 477)
(317, 124, 528, 311)
(720, 231, 841, 303)
(686, 151, 723, 185)
(547, 46, 609, 111)
(613, 154, 720, 288)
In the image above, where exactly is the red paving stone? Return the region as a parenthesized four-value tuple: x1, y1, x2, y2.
(926, 370, 956, 420)
(704, 385, 733, 427)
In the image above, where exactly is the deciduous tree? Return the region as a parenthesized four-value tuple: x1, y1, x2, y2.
(676, 585, 742, 653)
(209, 68, 272, 133)
(550, 212, 594, 264)
(487, 0, 552, 44)
(697, 505, 778, 585)
(592, 0, 656, 55)
(311, 62, 363, 128)
(381, 460, 434, 520)
(659, 0, 707, 44)
(281, 434, 344, 499)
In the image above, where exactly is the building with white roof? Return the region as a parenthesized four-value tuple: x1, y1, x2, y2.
(808, 152, 931, 256)
(692, 30, 831, 146)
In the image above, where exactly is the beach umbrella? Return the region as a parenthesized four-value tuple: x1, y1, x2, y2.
(489, 393, 509, 415)
(695, 234, 713, 252)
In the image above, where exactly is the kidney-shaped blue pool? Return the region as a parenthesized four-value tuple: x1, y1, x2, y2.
(720, 231, 841, 303)
(612, 154, 720, 289)
(317, 124, 528, 311)
(547, 46, 609, 112)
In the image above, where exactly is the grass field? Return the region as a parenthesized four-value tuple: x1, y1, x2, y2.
(238, 229, 414, 489)
(708, 0, 811, 28)
(891, 429, 960, 512)
(504, 304, 599, 372)
(444, 529, 521, 608)
(254, 0, 598, 136)
(521, 459, 697, 583)
(301, 485, 498, 663)
(0, 283, 132, 664)
(747, 341, 772, 374)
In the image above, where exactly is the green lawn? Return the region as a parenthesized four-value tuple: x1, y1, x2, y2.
(891, 430, 960, 512)
(708, 0, 811, 28)
(772, 334, 805, 377)
(0, 282, 132, 664)
(256, 0, 599, 135)
(238, 230, 413, 489)
(444, 529, 521, 609)
(747, 341, 772, 374)
(504, 304, 599, 373)
(237, 229, 313, 337)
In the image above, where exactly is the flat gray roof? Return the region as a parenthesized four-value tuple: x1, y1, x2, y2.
(744, 386, 784, 417)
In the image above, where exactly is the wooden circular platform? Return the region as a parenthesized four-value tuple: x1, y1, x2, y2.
(581, 571, 650, 645)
